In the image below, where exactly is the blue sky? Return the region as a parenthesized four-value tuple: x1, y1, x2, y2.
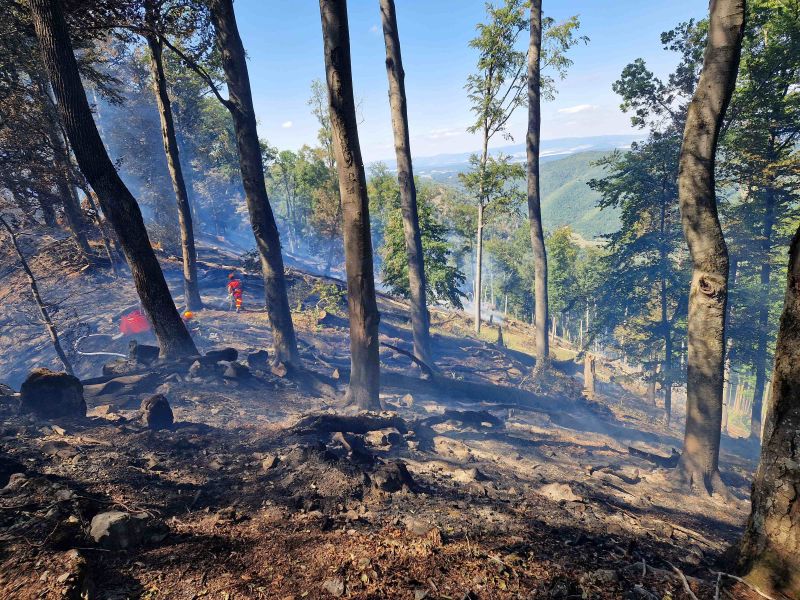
(233, 0, 706, 163)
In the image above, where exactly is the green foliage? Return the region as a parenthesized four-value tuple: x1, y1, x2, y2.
(589, 131, 689, 379)
(539, 151, 619, 238)
(380, 184, 466, 309)
(717, 0, 800, 372)
(459, 154, 525, 213)
(311, 281, 346, 315)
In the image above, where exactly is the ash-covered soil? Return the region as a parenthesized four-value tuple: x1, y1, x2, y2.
(0, 236, 763, 599)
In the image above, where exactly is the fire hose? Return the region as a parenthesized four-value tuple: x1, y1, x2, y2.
(74, 333, 127, 358)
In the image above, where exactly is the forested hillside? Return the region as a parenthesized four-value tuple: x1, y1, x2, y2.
(539, 150, 618, 239)
(1, 0, 798, 598)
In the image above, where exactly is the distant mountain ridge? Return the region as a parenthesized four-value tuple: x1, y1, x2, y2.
(375, 134, 642, 176)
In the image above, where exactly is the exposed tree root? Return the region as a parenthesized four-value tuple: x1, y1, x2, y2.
(628, 446, 680, 468)
(291, 413, 409, 435)
(672, 459, 732, 501)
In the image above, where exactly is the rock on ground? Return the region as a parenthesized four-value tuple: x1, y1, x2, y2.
(140, 394, 174, 430)
(89, 511, 168, 550)
(19, 368, 86, 418)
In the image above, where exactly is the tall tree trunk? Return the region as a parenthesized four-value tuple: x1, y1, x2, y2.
(209, 0, 299, 366)
(474, 202, 485, 334)
(675, 0, 744, 495)
(379, 0, 432, 366)
(36, 74, 93, 260)
(319, 0, 381, 410)
(722, 257, 738, 433)
(526, 0, 549, 366)
(750, 180, 775, 439)
(0, 215, 74, 375)
(56, 171, 92, 259)
(660, 182, 673, 424)
(38, 196, 57, 227)
(76, 182, 117, 275)
(736, 225, 800, 598)
(29, 0, 196, 358)
(144, 3, 203, 312)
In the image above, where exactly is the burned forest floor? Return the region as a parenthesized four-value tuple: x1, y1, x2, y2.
(0, 234, 768, 599)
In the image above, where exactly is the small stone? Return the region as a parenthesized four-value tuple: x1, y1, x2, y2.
(246, 350, 269, 371)
(322, 577, 344, 597)
(404, 517, 437, 537)
(538, 482, 582, 503)
(414, 589, 429, 600)
(128, 341, 160, 365)
(331, 368, 340, 380)
(371, 461, 415, 492)
(222, 362, 250, 379)
(271, 362, 288, 378)
(140, 394, 173, 430)
(592, 569, 618, 584)
(261, 454, 279, 470)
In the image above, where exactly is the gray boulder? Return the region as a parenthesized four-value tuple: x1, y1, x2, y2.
(89, 511, 168, 550)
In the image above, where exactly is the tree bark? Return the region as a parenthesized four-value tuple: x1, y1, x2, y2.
(750, 180, 775, 439)
(379, 0, 433, 367)
(0, 214, 74, 375)
(209, 0, 299, 366)
(36, 74, 93, 260)
(675, 0, 744, 495)
(144, 1, 203, 312)
(474, 202, 485, 334)
(584, 353, 596, 398)
(721, 257, 738, 434)
(29, 0, 196, 359)
(78, 183, 118, 275)
(319, 0, 381, 410)
(526, 0, 550, 366)
(736, 225, 800, 598)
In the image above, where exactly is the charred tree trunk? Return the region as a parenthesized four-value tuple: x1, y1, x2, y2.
(675, 0, 744, 495)
(319, 0, 381, 410)
(56, 171, 92, 260)
(144, 2, 203, 312)
(379, 0, 432, 367)
(78, 183, 117, 275)
(584, 353, 596, 398)
(29, 0, 196, 358)
(209, 0, 299, 366)
(750, 179, 775, 440)
(526, 0, 550, 367)
(38, 196, 57, 227)
(736, 226, 800, 598)
(0, 214, 74, 375)
(36, 75, 93, 260)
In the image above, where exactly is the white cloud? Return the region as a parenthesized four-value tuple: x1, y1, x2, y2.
(557, 104, 598, 114)
(281, 120, 293, 129)
(370, 24, 379, 34)
(425, 127, 463, 140)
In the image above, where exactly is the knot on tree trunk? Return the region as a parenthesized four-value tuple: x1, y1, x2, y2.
(698, 274, 725, 299)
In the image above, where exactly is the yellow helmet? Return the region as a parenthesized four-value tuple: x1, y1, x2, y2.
(183, 311, 194, 320)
